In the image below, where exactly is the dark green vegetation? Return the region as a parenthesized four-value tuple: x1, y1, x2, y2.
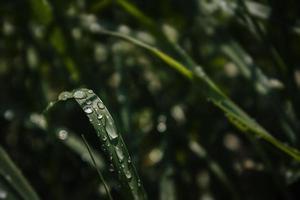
(1, 0, 300, 199)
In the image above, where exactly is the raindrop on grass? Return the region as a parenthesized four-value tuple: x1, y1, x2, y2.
(86, 100, 92, 105)
(58, 91, 72, 101)
(125, 170, 132, 180)
(97, 102, 105, 109)
(84, 107, 93, 114)
(74, 90, 87, 99)
(101, 135, 107, 141)
(88, 89, 93, 94)
(58, 129, 68, 140)
(115, 146, 124, 162)
(97, 114, 103, 120)
(109, 163, 115, 172)
(105, 118, 118, 141)
(73, 90, 87, 99)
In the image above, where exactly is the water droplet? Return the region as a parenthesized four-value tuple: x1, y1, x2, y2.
(88, 89, 93, 94)
(97, 114, 103, 120)
(121, 164, 125, 169)
(101, 135, 107, 141)
(128, 158, 132, 164)
(109, 164, 114, 172)
(125, 170, 132, 180)
(115, 146, 124, 162)
(89, 118, 93, 122)
(58, 91, 72, 101)
(97, 101, 105, 109)
(73, 90, 87, 99)
(137, 180, 141, 187)
(0, 189, 7, 199)
(86, 100, 92, 105)
(105, 117, 118, 141)
(84, 107, 93, 114)
(58, 129, 68, 140)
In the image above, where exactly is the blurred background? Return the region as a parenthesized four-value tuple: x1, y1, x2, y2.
(1, 0, 300, 199)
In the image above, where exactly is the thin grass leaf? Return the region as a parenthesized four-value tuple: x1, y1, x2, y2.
(81, 134, 113, 200)
(0, 177, 20, 200)
(55, 128, 105, 169)
(86, 26, 300, 161)
(49, 89, 147, 200)
(189, 140, 238, 200)
(0, 146, 40, 200)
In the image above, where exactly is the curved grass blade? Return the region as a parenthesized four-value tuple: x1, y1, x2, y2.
(85, 26, 300, 161)
(81, 135, 113, 200)
(0, 146, 40, 200)
(52, 89, 147, 200)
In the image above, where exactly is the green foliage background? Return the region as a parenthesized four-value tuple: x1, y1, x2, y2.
(1, 0, 300, 199)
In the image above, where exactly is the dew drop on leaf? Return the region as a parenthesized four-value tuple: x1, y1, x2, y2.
(115, 146, 124, 162)
(105, 117, 118, 141)
(73, 90, 87, 99)
(58, 91, 72, 101)
(84, 107, 93, 114)
(125, 170, 132, 180)
(97, 101, 105, 109)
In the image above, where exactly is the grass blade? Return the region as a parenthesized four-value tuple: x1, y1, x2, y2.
(0, 146, 40, 200)
(81, 134, 113, 200)
(85, 26, 300, 161)
(50, 89, 147, 200)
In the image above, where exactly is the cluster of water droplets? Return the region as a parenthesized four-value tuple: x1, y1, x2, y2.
(70, 89, 142, 196)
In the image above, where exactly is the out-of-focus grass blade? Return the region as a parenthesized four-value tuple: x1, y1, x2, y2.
(55, 128, 105, 170)
(159, 167, 176, 200)
(29, 0, 53, 25)
(189, 140, 238, 200)
(0, 178, 20, 200)
(221, 41, 272, 94)
(0, 146, 40, 200)
(115, 0, 156, 31)
(48, 89, 147, 200)
(86, 26, 300, 161)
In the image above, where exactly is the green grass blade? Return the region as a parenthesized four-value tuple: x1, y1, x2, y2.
(81, 134, 113, 200)
(189, 140, 238, 200)
(54, 128, 106, 170)
(51, 89, 147, 200)
(0, 146, 40, 200)
(87, 27, 300, 161)
(29, 0, 53, 25)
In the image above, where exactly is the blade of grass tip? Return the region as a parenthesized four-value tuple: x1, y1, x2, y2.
(85, 25, 300, 161)
(0, 146, 40, 200)
(50, 88, 147, 200)
(81, 134, 113, 200)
